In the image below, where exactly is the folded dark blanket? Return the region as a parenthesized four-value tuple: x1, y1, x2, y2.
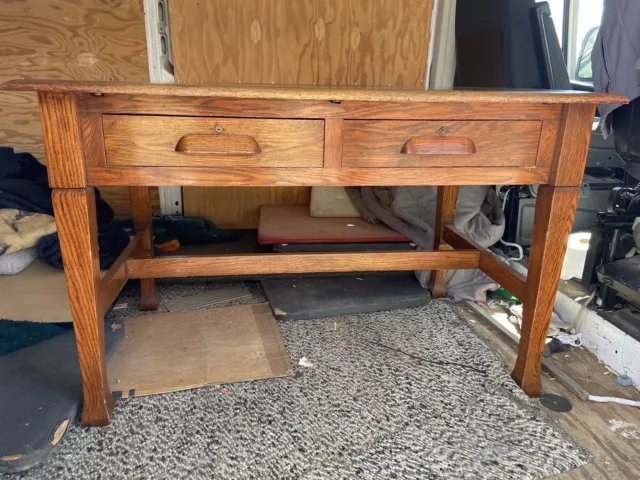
(3, 148, 240, 270)
(0, 147, 114, 223)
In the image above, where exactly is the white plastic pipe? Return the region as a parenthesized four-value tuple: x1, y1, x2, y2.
(588, 395, 640, 408)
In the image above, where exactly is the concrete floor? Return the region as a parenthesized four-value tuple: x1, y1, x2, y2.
(455, 302, 640, 480)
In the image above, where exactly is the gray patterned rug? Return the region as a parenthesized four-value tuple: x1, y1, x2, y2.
(7, 282, 590, 479)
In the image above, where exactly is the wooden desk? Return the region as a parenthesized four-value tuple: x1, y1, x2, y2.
(1, 80, 626, 426)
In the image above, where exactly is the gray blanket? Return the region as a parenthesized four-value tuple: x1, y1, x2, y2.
(592, 0, 640, 136)
(346, 186, 505, 302)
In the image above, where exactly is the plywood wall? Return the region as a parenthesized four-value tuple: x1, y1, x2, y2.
(170, 0, 434, 229)
(170, 0, 432, 88)
(0, 0, 157, 216)
(183, 187, 311, 231)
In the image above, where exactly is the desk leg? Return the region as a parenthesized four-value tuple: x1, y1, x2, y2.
(130, 186, 158, 310)
(52, 188, 113, 426)
(512, 185, 580, 396)
(429, 185, 459, 298)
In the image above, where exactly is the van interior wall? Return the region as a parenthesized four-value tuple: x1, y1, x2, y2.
(0, 0, 158, 217)
(169, 0, 435, 229)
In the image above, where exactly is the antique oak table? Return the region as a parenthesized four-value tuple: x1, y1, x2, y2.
(1, 80, 626, 426)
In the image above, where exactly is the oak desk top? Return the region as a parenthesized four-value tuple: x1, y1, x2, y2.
(1, 79, 628, 105)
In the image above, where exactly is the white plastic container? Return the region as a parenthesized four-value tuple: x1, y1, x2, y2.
(560, 232, 591, 280)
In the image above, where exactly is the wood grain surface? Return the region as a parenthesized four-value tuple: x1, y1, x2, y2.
(3, 80, 628, 105)
(126, 250, 480, 279)
(0, 0, 149, 214)
(22, 41, 608, 227)
(257, 205, 407, 244)
(99, 186, 160, 219)
(52, 188, 112, 426)
(324, 118, 343, 168)
(343, 120, 542, 167)
(0, 91, 44, 159)
(512, 185, 581, 396)
(443, 225, 527, 300)
(0, 0, 148, 154)
(77, 92, 561, 223)
(534, 119, 560, 169)
(129, 186, 158, 310)
(175, 134, 262, 156)
(550, 104, 598, 186)
(87, 166, 553, 187)
(428, 185, 459, 298)
(168, 0, 433, 88)
(81, 113, 107, 167)
(510, 101, 599, 395)
(98, 234, 140, 317)
(78, 94, 565, 120)
(103, 115, 325, 168)
(183, 187, 311, 229)
(38, 92, 86, 187)
(79, 111, 162, 216)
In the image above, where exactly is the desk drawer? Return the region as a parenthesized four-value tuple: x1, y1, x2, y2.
(103, 115, 324, 167)
(343, 120, 542, 167)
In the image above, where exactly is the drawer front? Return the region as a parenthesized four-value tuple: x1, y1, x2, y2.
(343, 120, 542, 167)
(103, 115, 324, 167)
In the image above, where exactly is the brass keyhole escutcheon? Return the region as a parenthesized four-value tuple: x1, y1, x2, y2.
(214, 124, 223, 133)
(438, 126, 448, 137)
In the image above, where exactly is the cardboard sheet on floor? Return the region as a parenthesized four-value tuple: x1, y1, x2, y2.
(108, 303, 292, 397)
(257, 205, 408, 244)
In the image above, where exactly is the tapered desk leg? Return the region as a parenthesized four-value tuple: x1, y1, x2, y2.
(129, 186, 158, 310)
(52, 188, 112, 426)
(429, 185, 459, 298)
(512, 185, 581, 396)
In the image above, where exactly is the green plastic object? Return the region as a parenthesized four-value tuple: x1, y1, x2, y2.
(493, 287, 521, 303)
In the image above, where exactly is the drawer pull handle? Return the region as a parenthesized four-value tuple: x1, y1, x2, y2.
(175, 134, 262, 155)
(400, 137, 477, 155)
